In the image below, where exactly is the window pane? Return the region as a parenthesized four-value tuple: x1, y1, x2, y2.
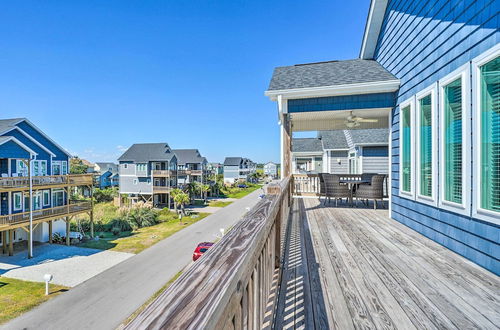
(419, 95, 432, 197)
(480, 56, 500, 212)
(402, 105, 411, 192)
(443, 78, 462, 204)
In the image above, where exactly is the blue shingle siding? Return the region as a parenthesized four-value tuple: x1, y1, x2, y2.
(362, 146, 389, 157)
(0, 140, 31, 159)
(376, 0, 500, 274)
(16, 120, 69, 161)
(287, 92, 396, 113)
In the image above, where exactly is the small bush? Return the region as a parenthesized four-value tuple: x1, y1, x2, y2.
(93, 188, 118, 203)
(121, 204, 158, 229)
(157, 208, 178, 222)
(108, 218, 132, 232)
(111, 227, 121, 236)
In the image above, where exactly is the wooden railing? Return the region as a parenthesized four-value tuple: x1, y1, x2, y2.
(125, 177, 292, 329)
(152, 170, 175, 177)
(177, 169, 203, 176)
(0, 201, 92, 226)
(152, 185, 172, 193)
(0, 174, 93, 191)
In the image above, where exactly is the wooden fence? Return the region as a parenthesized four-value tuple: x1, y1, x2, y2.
(125, 177, 292, 329)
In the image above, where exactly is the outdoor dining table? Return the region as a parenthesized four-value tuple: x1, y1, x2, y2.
(339, 179, 371, 206)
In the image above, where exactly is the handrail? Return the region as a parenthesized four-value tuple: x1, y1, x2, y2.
(0, 201, 92, 226)
(0, 174, 93, 190)
(125, 176, 292, 329)
(152, 170, 175, 176)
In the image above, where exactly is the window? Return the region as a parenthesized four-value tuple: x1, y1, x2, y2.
(62, 161, 68, 175)
(136, 163, 147, 172)
(123, 164, 128, 169)
(43, 190, 50, 206)
(133, 179, 138, 185)
(52, 161, 61, 175)
(40, 161, 47, 176)
(400, 99, 414, 196)
(52, 190, 64, 207)
(33, 161, 39, 176)
(17, 160, 28, 176)
(13, 192, 23, 211)
(416, 85, 437, 204)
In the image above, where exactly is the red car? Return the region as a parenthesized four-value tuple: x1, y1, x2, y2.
(193, 242, 214, 261)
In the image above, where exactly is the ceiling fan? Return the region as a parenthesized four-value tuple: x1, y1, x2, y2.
(344, 111, 378, 128)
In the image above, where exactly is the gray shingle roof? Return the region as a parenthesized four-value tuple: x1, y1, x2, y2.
(173, 149, 206, 165)
(118, 143, 175, 162)
(224, 157, 242, 166)
(292, 138, 323, 153)
(268, 59, 396, 91)
(317, 130, 349, 150)
(95, 162, 118, 174)
(349, 128, 389, 145)
(0, 118, 24, 135)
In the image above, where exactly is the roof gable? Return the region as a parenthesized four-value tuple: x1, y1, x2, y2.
(118, 143, 175, 162)
(173, 149, 206, 165)
(292, 138, 323, 153)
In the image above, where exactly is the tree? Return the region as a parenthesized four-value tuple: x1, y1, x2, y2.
(70, 157, 90, 174)
(185, 182, 197, 201)
(200, 184, 210, 201)
(174, 192, 190, 218)
(170, 188, 182, 212)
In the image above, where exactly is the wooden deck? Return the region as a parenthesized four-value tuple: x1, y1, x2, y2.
(274, 198, 500, 329)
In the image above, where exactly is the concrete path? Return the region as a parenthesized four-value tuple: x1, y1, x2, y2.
(4, 186, 266, 330)
(0, 244, 133, 287)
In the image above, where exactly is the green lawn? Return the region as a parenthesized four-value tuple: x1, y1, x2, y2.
(223, 184, 263, 199)
(78, 213, 210, 254)
(0, 277, 68, 324)
(208, 200, 233, 207)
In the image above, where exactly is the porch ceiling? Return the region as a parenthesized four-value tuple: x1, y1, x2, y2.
(290, 108, 390, 131)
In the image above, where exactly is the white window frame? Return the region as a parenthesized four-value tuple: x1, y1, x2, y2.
(52, 161, 62, 175)
(13, 192, 23, 211)
(399, 96, 416, 199)
(43, 190, 50, 206)
(415, 83, 438, 206)
(472, 44, 500, 224)
(438, 63, 471, 216)
(17, 160, 28, 177)
(62, 161, 68, 175)
(52, 189, 65, 207)
(133, 179, 138, 185)
(40, 160, 47, 176)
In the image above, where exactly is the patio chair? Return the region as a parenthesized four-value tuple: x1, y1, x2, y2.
(361, 173, 377, 181)
(318, 173, 327, 201)
(323, 174, 351, 206)
(355, 174, 386, 209)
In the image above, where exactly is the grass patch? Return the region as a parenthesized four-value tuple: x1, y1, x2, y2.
(223, 184, 263, 199)
(0, 277, 68, 325)
(123, 271, 183, 326)
(78, 213, 210, 254)
(208, 200, 233, 208)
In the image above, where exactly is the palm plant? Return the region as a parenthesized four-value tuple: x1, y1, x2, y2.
(174, 192, 190, 218)
(185, 182, 197, 201)
(200, 184, 210, 201)
(170, 188, 182, 212)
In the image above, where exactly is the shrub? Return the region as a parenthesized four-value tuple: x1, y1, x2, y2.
(108, 218, 132, 232)
(93, 188, 118, 203)
(121, 204, 158, 229)
(52, 232, 64, 244)
(157, 208, 178, 222)
(111, 227, 121, 236)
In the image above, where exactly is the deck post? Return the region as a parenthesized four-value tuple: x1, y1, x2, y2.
(2, 231, 6, 254)
(8, 229, 13, 256)
(66, 217, 70, 246)
(48, 220, 53, 244)
(90, 186, 94, 238)
(27, 226, 32, 257)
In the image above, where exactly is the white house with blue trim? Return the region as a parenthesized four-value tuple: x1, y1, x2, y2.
(0, 118, 94, 257)
(266, 0, 499, 275)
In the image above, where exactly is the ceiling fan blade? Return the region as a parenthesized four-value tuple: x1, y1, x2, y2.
(357, 119, 379, 123)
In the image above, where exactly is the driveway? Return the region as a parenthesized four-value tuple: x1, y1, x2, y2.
(0, 244, 133, 287)
(4, 186, 265, 330)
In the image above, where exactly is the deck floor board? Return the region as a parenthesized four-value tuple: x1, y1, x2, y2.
(272, 198, 500, 329)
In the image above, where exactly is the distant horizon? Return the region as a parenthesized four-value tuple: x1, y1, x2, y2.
(0, 0, 369, 164)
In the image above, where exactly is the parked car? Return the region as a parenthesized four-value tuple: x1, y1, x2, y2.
(238, 184, 247, 188)
(193, 242, 214, 261)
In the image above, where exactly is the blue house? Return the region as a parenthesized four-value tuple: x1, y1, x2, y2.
(0, 118, 94, 257)
(93, 162, 119, 189)
(266, 0, 499, 274)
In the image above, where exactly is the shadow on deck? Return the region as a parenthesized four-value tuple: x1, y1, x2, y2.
(272, 198, 500, 329)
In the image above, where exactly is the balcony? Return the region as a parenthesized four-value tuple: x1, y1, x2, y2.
(152, 185, 171, 193)
(152, 170, 175, 177)
(177, 169, 202, 176)
(125, 177, 500, 329)
(0, 201, 92, 229)
(0, 174, 94, 192)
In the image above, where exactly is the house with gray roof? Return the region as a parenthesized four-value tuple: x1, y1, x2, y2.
(93, 162, 119, 189)
(173, 149, 208, 187)
(117, 143, 177, 207)
(223, 157, 256, 184)
(291, 128, 389, 175)
(263, 162, 278, 179)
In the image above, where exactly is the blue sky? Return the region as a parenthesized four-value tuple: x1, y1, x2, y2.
(0, 0, 369, 164)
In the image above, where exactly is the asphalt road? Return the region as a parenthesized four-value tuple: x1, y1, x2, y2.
(4, 187, 266, 330)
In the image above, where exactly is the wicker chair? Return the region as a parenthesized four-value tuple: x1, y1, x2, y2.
(355, 174, 386, 209)
(318, 173, 327, 201)
(323, 174, 351, 206)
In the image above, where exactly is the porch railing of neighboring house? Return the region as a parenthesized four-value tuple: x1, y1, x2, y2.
(0, 174, 94, 190)
(125, 177, 292, 329)
(0, 201, 92, 227)
(152, 170, 175, 177)
(152, 185, 172, 193)
(177, 169, 203, 176)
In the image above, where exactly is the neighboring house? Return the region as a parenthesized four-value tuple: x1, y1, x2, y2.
(223, 157, 257, 184)
(173, 149, 208, 187)
(263, 162, 278, 178)
(118, 143, 177, 208)
(93, 162, 119, 189)
(266, 0, 499, 274)
(0, 118, 94, 256)
(291, 138, 324, 174)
